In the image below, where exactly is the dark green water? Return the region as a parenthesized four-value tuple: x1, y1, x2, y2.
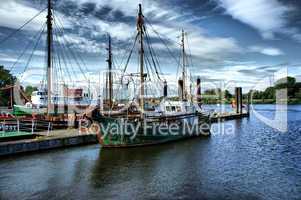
(0, 105, 300, 200)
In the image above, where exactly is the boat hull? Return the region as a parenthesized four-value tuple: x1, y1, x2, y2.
(94, 113, 211, 148)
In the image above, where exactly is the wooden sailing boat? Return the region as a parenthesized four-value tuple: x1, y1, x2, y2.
(92, 4, 211, 147)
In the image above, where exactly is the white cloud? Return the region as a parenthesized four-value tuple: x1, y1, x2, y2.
(0, 0, 247, 87)
(0, 53, 19, 63)
(93, 19, 135, 40)
(57, 33, 104, 54)
(0, 1, 71, 31)
(0, 1, 45, 31)
(55, 0, 241, 61)
(249, 46, 284, 56)
(215, 0, 294, 39)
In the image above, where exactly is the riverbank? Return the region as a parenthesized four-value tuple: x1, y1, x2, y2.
(202, 99, 301, 104)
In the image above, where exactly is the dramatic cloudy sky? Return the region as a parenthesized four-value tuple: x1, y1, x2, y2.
(0, 0, 301, 92)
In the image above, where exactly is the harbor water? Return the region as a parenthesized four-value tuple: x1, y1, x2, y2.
(0, 105, 300, 200)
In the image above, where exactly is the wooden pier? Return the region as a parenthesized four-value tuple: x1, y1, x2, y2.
(210, 112, 249, 123)
(0, 129, 97, 156)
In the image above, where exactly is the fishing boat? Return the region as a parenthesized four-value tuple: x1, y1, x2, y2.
(92, 4, 211, 147)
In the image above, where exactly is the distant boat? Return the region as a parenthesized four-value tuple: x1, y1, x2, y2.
(13, 88, 95, 116)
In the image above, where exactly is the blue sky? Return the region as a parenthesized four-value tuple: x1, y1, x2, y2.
(0, 0, 301, 92)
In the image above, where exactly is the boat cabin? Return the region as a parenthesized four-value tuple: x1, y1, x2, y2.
(159, 100, 196, 115)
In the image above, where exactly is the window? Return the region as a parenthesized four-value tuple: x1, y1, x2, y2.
(166, 106, 171, 112)
(171, 106, 176, 111)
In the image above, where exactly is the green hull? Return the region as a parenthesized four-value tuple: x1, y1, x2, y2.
(13, 105, 46, 116)
(95, 113, 211, 147)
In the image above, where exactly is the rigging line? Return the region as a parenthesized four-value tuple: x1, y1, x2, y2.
(183, 34, 192, 84)
(144, 53, 154, 79)
(54, 38, 72, 84)
(145, 27, 165, 78)
(53, 30, 66, 86)
(54, 44, 65, 86)
(144, 17, 179, 64)
(185, 35, 195, 83)
(0, 7, 47, 45)
(41, 42, 48, 90)
(53, 21, 81, 83)
(54, 24, 72, 82)
(55, 15, 90, 74)
(8, 22, 46, 74)
(52, 17, 79, 78)
(144, 54, 151, 82)
(143, 36, 157, 82)
(54, 14, 91, 75)
(144, 30, 162, 81)
(115, 33, 138, 96)
(54, 20, 89, 82)
(53, 25, 69, 85)
(121, 33, 139, 82)
(144, 31, 158, 74)
(20, 23, 46, 80)
(53, 19, 79, 76)
(116, 31, 137, 70)
(52, 46, 59, 93)
(185, 35, 193, 69)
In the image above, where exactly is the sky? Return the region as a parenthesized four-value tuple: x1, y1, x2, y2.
(0, 0, 301, 93)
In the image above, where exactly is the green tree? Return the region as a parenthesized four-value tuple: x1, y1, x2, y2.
(263, 87, 275, 99)
(224, 90, 232, 100)
(25, 85, 38, 97)
(0, 66, 16, 106)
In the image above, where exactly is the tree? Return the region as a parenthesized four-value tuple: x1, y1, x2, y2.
(263, 87, 275, 99)
(224, 90, 232, 100)
(0, 66, 16, 106)
(25, 86, 38, 97)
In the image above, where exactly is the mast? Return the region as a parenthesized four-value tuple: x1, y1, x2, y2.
(181, 29, 187, 100)
(47, 0, 53, 114)
(106, 35, 113, 108)
(137, 4, 145, 115)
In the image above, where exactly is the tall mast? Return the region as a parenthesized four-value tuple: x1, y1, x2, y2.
(181, 29, 186, 100)
(106, 35, 113, 108)
(47, 0, 53, 114)
(137, 4, 145, 115)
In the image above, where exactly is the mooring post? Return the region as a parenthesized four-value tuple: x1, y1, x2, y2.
(163, 80, 168, 98)
(196, 78, 201, 105)
(235, 87, 239, 114)
(178, 79, 184, 101)
(235, 87, 243, 114)
(239, 87, 243, 114)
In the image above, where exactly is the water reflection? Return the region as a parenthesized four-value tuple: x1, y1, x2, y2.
(0, 105, 300, 200)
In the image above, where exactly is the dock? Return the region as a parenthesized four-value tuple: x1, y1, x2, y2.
(210, 112, 249, 123)
(0, 129, 98, 156)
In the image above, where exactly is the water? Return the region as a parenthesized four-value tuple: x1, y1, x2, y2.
(0, 105, 300, 200)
